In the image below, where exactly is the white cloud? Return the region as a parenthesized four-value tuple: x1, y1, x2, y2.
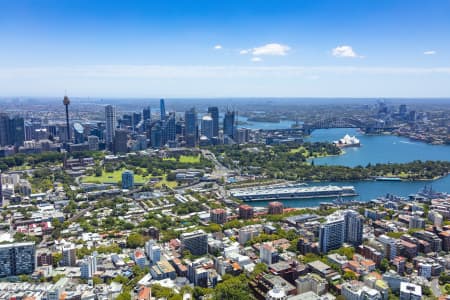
(332, 45, 360, 58)
(251, 43, 290, 56)
(239, 49, 250, 55)
(213, 45, 222, 50)
(251, 57, 262, 62)
(424, 50, 436, 55)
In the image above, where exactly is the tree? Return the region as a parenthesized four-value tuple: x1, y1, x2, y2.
(193, 286, 212, 299)
(93, 276, 103, 285)
(126, 232, 145, 248)
(332, 246, 355, 260)
(343, 270, 357, 281)
(113, 275, 129, 285)
(251, 263, 268, 279)
(166, 172, 177, 181)
(19, 274, 31, 282)
(445, 284, 450, 294)
(52, 274, 65, 284)
(52, 252, 62, 267)
(182, 250, 194, 260)
(206, 223, 222, 233)
(213, 274, 251, 300)
(380, 258, 390, 272)
(95, 167, 103, 177)
(422, 285, 432, 296)
(152, 284, 177, 299)
(116, 291, 131, 300)
(440, 272, 450, 284)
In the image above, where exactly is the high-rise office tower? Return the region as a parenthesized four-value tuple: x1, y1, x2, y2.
(201, 114, 214, 139)
(344, 210, 364, 246)
(160, 99, 166, 121)
(132, 112, 142, 131)
(121, 114, 132, 128)
(105, 105, 117, 150)
(223, 110, 235, 139)
(151, 123, 162, 148)
(0, 114, 25, 147)
(113, 129, 128, 154)
(207, 107, 219, 137)
(184, 107, 198, 147)
(0, 114, 8, 146)
(10, 116, 25, 146)
(63, 96, 71, 142)
(399, 104, 407, 117)
(319, 213, 345, 253)
(161, 112, 176, 145)
(0, 170, 3, 207)
(143, 106, 151, 122)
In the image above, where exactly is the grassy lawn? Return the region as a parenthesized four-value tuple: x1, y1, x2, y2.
(154, 175, 178, 188)
(163, 155, 201, 163)
(82, 167, 178, 187)
(11, 165, 32, 171)
(82, 168, 149, 184)
(289, 146, 306, 154)
(289, 146, 338, 158)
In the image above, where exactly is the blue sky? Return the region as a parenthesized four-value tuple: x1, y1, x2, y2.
(0, 0, 449, 97)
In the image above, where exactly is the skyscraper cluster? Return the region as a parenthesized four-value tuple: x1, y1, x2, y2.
(0, 97, 241, 156)
(146, 100, 237, 149)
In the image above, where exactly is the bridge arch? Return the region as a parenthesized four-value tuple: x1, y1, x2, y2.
(303, 117, 365, 134)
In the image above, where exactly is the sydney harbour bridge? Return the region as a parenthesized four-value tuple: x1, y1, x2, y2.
(302, 117, 398, 135)
(261, 117, 399, 136)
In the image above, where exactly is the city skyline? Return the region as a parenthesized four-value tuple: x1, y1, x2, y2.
(1, 2, 450, 298)
(0, 0, 449, 97)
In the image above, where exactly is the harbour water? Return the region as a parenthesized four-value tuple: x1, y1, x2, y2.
(306, 128, 450, 167)
(240, 120, 450, 207)
(236, 116, 296, 130)
(247, 176, 450, 208)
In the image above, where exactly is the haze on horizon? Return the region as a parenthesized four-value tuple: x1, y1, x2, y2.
(0, 0, 449, 98)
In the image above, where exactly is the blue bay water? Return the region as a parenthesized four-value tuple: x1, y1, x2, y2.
(305, 128, 450, 167)
(235, 116, 296, 131)
(237, 120, 450, 207)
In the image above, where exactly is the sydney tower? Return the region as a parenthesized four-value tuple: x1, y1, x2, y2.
(63, 95, 71, 142)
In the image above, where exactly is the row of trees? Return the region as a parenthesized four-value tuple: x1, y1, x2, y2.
(125, 154, 213, 174)
(0, 150, 102, 171)
(214, 144, 450, 181)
